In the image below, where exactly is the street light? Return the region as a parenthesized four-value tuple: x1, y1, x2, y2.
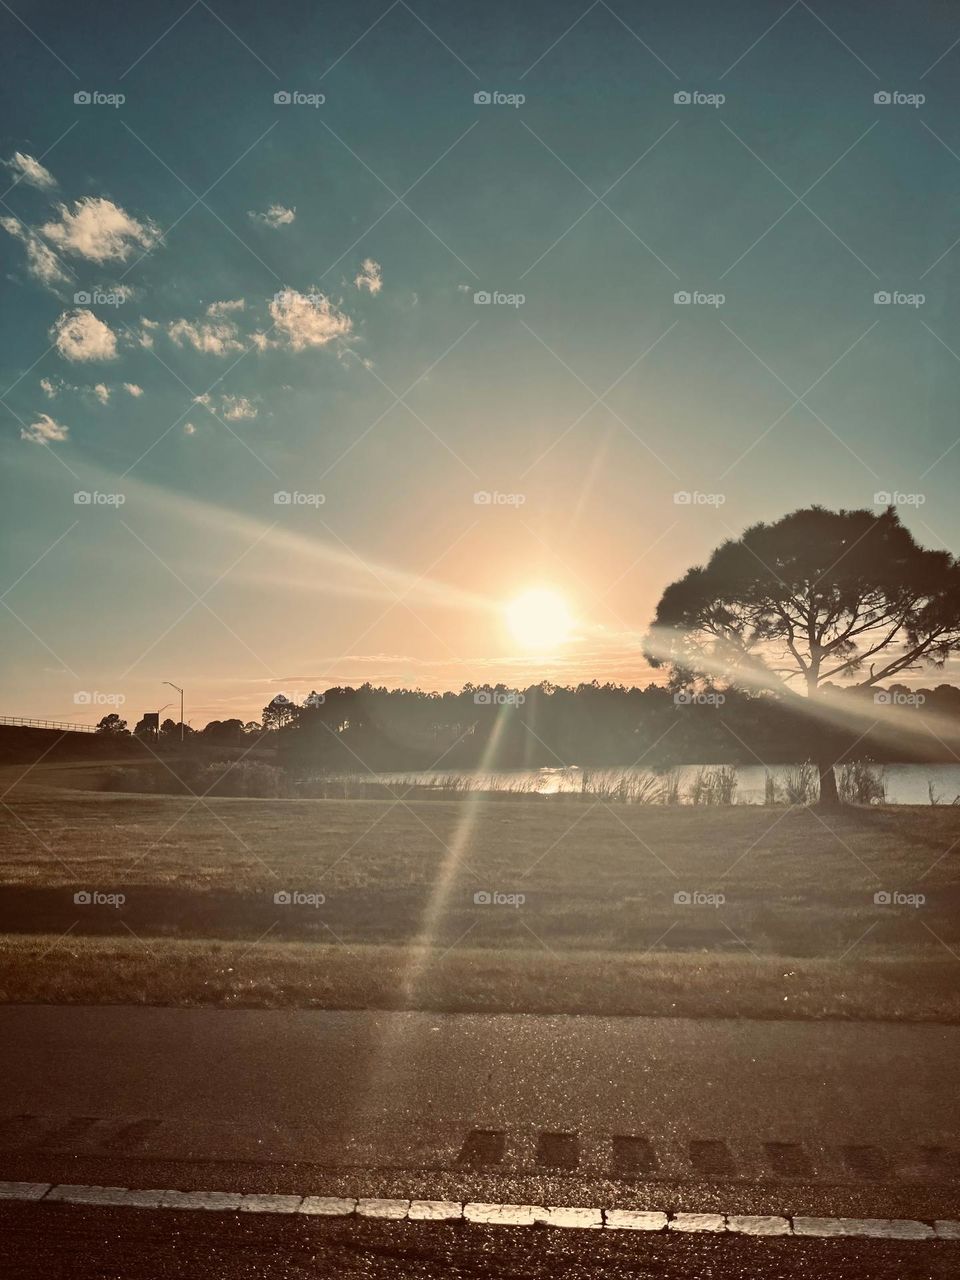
(163, 682, 184, 742)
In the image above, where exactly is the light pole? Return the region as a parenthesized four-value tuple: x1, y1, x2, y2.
(163, 682, 184, 743)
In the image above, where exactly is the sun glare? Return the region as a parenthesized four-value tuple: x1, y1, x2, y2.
(504, 587, 574, 651)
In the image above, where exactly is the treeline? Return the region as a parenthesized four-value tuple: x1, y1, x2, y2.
(248, 681, 960, 772)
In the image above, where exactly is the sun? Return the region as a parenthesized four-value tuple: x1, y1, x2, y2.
(504, 587, 574, 651)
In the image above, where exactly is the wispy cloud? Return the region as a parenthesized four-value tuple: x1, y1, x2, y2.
(40, 197, 160, 263)
(263, 288, 352, 352)
(354, 258, 382, 295)
(0, 216, 70, 288)
(21, 412, 68, 444)
(248, 203, 295, 228)
(3, 151, 57, 190)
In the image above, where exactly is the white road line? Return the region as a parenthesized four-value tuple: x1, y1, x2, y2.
(0, 1182, 956, 1242)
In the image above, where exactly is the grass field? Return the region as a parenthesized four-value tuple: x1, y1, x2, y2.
(2, 767, 959, 1020)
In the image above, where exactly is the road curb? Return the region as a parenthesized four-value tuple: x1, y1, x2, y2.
(3, 1183, 958, 1241)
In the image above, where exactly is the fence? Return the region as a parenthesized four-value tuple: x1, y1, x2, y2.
(0, 715, 97, 733)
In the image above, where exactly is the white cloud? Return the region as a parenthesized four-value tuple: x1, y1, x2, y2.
(40, 197, 160, 264)
(266, 288, 352, 353)
(168, 315, 244, 356)
(248, 204, 295, 229)
(220, 395, 257, 421)
(207, 299, 245, 315)
(354, 258, 382, 295)
(21, 412, 68, 444)
(51, 308, 118, 362)
(0, 216, 70, 287)
(92, 383, 111, 404)
(123, 382, 143, 397)
(3, 151, 57, 190)
(40, 377, 59, 398)
(183, 422, 197, 436)
(137, 318, 159, 349)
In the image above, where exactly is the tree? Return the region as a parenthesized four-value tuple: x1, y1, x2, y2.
(261, 694, 298, 731)
(96, 712, 128, 735)
(645, 506, 960, 806)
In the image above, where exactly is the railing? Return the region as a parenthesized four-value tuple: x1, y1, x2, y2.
(0, 715, 97, 733)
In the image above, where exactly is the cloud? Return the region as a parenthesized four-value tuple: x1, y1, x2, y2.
(266, 288, 352, 353)
(168, 300, 247, 355)
(220, 395, 257, 421)
(40, 377, 59, 398)
(183, 422, 197, 436)
(92, 383, 111, 404)
(3, 151, 57, 190)
(248, 204, 295, 229)
(136, 318, 159, 349)
(354, 258, 382, 295)
(194, 391, 257, 421)
(0, 216, 70, 287)
(51, 308, 118, 362)
(40, 197, 160, 264)
(123, 382, 143, 397)
(21, 412, 68, 444)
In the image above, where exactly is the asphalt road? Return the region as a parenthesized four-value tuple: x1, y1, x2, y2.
(3, 1006, 959, 1276)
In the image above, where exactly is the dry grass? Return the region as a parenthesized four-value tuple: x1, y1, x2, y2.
(1, 777, 959, 1019)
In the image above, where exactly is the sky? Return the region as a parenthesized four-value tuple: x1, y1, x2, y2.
(2, 0, 960, 727)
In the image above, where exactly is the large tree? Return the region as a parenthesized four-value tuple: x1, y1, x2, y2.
(645, 506, 960, 805)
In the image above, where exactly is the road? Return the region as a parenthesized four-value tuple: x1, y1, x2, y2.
(2, 1006, 958, 1276)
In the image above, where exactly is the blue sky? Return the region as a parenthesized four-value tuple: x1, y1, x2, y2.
(2, 0, 960, 725)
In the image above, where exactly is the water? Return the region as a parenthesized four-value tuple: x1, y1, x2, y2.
(370, 763, 960, 805)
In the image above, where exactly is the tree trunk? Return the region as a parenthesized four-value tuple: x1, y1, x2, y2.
(817, 755, 840, 807)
